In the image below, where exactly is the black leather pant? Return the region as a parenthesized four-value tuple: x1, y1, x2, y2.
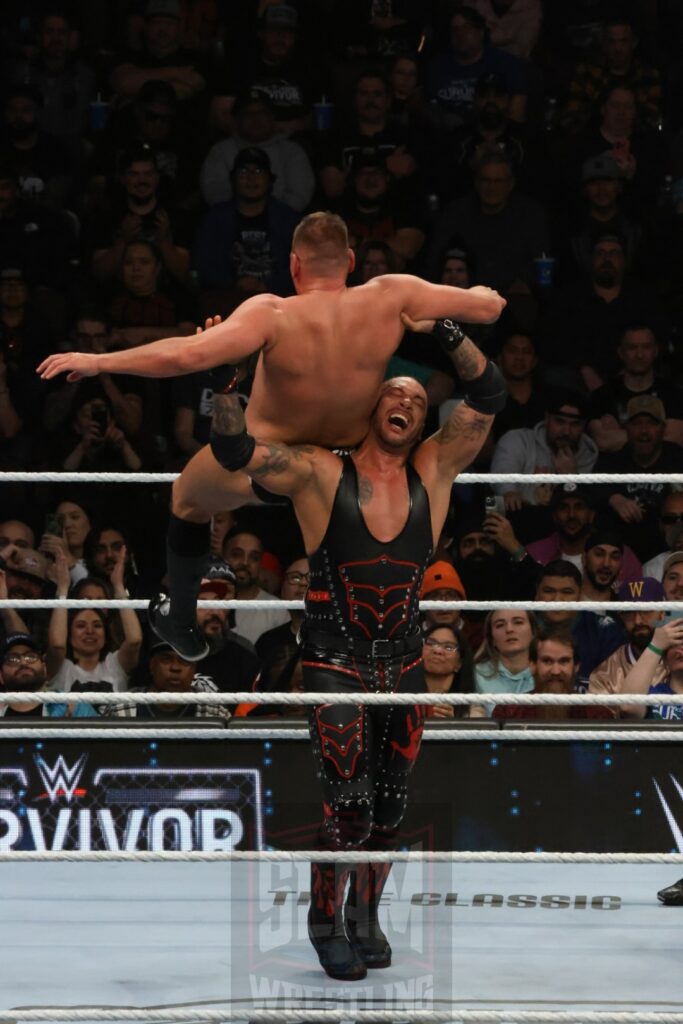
(302, 646, 426, 851)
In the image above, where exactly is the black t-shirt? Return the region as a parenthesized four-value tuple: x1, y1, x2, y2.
(597, 441, 683, 505)
(3, 704, 44, 717)
(232, 53, 324, 122)
(255, 621, 298, 691)
(231, 210, 274, 282)
(338, 191, 426, 244)
(588, 376, 683, 424)
(492, 388, 546, 440)
(172, 371, 214, 446)
(320, 123, 417, 176)
(193, 635, 261, 694)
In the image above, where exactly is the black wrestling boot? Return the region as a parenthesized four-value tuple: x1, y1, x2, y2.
(657, 878, 683, 905)
(147, 515, 211, 661)
(148, 592, 208, 661)
(345, 862, 392, 968)
(308, 862, 367, 981)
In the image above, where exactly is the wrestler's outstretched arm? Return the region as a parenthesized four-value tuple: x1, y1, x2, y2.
(36, 295, 276, 382)
(407, 316, 506, 535)
(383, 274, 506, 325)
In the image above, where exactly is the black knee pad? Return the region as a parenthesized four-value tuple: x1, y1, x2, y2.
(209, 427, 256, 471)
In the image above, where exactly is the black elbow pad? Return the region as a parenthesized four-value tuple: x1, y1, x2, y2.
(463, 360, 507, 415)
(209, 427, 256, 471)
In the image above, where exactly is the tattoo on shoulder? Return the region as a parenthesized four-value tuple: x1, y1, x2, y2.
(436, 403, 491, 444)
(358, 474, 373, 506)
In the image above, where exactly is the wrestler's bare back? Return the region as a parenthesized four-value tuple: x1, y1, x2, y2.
(36, 272, 504, 454)
(246, 280, 405, 448)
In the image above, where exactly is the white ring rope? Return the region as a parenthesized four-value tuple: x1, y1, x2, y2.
(0, 727, 678, 741)
(0, 850, 681, 863)
(2, 690, 682, 706)
(3, 599, 682, 611)
(3, 1012, 683, 1023)
(2, 470, 683, 484)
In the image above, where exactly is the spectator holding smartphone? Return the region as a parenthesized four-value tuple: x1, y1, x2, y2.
(39, 499, 91, 585)
(50, 395, 143, 472)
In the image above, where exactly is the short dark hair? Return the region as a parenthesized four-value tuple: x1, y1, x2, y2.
(120, 143, 157, 174)
(619, 323, 658, 344)
(539, 559, 582, 588)
(530, 627, 578, 663)
(223, 525, 264, 548)
(355, 70, 390, 94)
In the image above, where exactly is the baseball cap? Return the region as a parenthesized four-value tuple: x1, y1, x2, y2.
(452, 5, 487, 31)
(584, 528, 624, 553)
(232, 146, 272, 175)
(544, 388, 587, 420)
(550, 482, 596, 508)
(0, 267, 25, 282)
(199, 560, 236, 599)
(149, 639, 179, 656)
(420, 561, 466, 599)
(233, 89, 276, 115)
(350, 147, 386, 174)
(4, 547, 48, 583)
(663, 552, 683, 575)
(146, 0, 181, 17)
(617, 577, 665, 602)
(2, 632, 40, 659)
(592, 231, 625, 251)
(582, 154, 622, 182)
(261, 551, 283, 579)
(626, 394, 666, 424)
(261, 3, 298, 29)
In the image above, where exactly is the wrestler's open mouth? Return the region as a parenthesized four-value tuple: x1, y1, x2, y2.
(388, 413, 409, 428)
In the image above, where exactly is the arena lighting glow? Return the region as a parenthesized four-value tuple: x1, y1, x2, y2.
(0, 758, 264, 851)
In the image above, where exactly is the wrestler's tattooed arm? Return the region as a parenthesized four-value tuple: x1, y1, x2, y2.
(435, 401, 491, 445)
(212, 392, 245, 435)
(447, 336, 486, 381)
(249, 442, 317, 479)
(211, 392, 319, 494)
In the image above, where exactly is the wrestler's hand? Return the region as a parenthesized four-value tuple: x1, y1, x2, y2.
(400, 312, 435, 334)
(36, 352, 100, 382)
(196, 316, 222, 335)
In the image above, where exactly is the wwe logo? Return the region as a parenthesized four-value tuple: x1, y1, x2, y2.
(35, 754, 87, 803)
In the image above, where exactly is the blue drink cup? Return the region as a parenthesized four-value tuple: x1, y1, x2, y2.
(533, 254, 555, 287)
(313, 99, 333, 132)
(89, 96, 108, 132)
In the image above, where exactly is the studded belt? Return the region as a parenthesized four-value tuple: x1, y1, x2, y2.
(303, 628, 423, 661)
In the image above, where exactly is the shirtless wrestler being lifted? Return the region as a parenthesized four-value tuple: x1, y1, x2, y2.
(38, 212, 505, 658)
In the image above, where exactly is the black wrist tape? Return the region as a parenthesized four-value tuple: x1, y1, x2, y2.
(432, 318, 465, 353)
(210, 427, 256, 471)
(211, 363, 239, 394)
(463, 360, 507, 415)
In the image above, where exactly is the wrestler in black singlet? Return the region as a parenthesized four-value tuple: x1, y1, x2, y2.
(302, 454, 433, 977)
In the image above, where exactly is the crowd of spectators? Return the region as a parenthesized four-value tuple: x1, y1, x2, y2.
(0, 0, 682, 723)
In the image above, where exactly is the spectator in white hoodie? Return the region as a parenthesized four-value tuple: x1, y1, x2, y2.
(490, 388, 598, 512)
(200, 89, 314, 212)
